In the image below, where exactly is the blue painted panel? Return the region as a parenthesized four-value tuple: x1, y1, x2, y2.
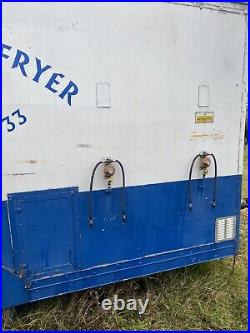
(2, 242, 235, 308)
(78, 175, 241, 268)
(7, 187, 79, 276)
(2, 175, 241, 308)
(2, 268, 29, 308)
(2, 201, 14, 270)
(29, 242, 234, 304)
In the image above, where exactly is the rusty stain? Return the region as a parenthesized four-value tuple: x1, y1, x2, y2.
(17, 160, 46, 164)
(76, 144, 92, 148)
(191, 131, 224, 140)
(25, 160, 37, 164)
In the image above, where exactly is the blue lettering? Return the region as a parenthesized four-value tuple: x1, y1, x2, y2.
(59, 81, 79, 106)
(2, 43, 12, 59)
(2, 109, 27, 133)
(33, 58, 51, 82)
(45, 73, 65, 93)
(12, 49, 29, 77)
(3, 44, 79, 107)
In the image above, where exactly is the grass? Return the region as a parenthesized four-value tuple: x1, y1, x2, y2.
(7, 147, 248, 331)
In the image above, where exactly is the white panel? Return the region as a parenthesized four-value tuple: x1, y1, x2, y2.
(2, 3, 247, 199)
(96, 83, 111, 108)
(198, 85, 209, 107)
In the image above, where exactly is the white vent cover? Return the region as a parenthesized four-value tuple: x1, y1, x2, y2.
(215, 216, 236, 242)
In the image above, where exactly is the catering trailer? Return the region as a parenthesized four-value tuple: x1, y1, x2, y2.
(2, 2, 248, 311)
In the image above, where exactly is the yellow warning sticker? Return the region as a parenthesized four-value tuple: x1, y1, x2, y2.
(195, 112, 214, 123)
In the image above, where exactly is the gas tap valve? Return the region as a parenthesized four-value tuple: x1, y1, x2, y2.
(103, 159, 116, 192)
(188, 152, 217, 210)
(199, 153, 212, 178)
(88, 158, 127, 226)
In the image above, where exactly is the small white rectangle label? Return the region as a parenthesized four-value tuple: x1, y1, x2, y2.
(198, 85, 209, 107)
(96, 82, 111, 108)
